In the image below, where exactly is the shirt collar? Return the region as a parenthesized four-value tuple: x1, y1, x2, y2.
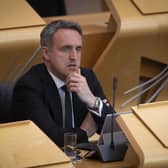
(48, 70, 65, 89)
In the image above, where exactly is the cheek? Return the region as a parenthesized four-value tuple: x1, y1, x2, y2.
(77, 56, 81, 65)
(49, 51, 68, 69)
(52, 57, 67, 70)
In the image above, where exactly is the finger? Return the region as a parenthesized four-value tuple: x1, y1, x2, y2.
(77, 68, 81, 74)
(66, 76, 81, 86)
(66, 73, 77, 84)
(68, 85, 79, 92)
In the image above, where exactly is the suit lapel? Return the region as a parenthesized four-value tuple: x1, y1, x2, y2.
(40, 64, 63, 126)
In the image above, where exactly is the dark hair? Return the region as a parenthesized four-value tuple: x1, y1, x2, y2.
(40, 20, 82, 47)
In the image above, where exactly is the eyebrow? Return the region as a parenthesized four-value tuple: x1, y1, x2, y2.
(62, 45, 82, 49)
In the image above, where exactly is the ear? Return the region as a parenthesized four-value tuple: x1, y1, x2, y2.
(41, 46, 50, 61)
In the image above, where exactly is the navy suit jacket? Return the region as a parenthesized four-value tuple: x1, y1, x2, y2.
(11, 64, 114, 146)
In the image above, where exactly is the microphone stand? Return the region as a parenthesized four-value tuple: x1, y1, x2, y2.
(95, 77, 128, 162)
(110, 77, 117, 149)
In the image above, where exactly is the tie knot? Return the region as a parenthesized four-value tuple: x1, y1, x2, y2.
(61, 85, 68, 92)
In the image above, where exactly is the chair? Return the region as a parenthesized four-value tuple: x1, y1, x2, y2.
(0, 83, 15, 123)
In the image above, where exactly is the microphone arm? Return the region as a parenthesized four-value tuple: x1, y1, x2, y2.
(14, 46, 41, 81)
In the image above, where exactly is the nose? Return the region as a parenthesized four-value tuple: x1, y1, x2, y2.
(69, 48, 78, 60)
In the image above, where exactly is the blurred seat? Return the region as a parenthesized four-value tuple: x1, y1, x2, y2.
(0, 83, 15, 123)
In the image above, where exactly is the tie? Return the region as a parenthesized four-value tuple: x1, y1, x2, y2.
(62, 85, 73, 128)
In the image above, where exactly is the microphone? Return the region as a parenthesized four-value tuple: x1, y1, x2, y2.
(111, 76, 118, 148)
(112, 76, 118, 109)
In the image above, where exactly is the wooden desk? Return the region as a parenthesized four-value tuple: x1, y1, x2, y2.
(117, 101, 168, 168)
(0, 120, 138, 168)
(75, 159, 133, 168)
(46, 158, 134, 168)
(40, 157, 135, 168)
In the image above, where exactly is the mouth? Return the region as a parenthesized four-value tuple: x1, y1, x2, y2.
(67, 63, 78, 71)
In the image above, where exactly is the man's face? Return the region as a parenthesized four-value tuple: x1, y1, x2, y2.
(42, 28, 82, 81)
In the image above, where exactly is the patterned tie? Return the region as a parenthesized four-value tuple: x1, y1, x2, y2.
(62, 85, 73, 128)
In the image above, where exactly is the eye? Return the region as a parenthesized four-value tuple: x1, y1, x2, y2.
(62, 46, 72, 52)
(76, 46, 81, 53)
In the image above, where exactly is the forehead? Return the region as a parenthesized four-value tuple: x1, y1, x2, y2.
(53, 28, 82, 44)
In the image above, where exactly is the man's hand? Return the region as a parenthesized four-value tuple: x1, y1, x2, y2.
(80, 112, 98, 137)
(66, 69, 96, 108)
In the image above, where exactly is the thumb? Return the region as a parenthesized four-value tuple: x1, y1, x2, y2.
(77, 68, 81, 74)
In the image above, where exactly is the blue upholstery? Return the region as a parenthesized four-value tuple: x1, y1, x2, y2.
(0, 83, 14, 123)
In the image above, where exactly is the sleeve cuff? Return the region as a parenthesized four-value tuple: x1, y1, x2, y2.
(88, 97, 103, 117)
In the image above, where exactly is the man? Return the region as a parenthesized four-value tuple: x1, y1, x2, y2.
(11, 20, 115, 147)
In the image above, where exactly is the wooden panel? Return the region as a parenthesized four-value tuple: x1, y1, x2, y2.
(0, 0, 45, 82)
(82, 28, 113, 68)
(132, 0, 168, 15)
(93, 0, 168, 111)
(0, 27, 44, 82)
(117, 101, 168, 168)
(44, 12, 111, 26)
(132, 101, 168, 148)
(0, 0, 44, 30)
(0, 120, 70, 167)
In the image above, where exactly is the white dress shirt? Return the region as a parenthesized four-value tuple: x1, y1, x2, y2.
(48, 71, 75, 128)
